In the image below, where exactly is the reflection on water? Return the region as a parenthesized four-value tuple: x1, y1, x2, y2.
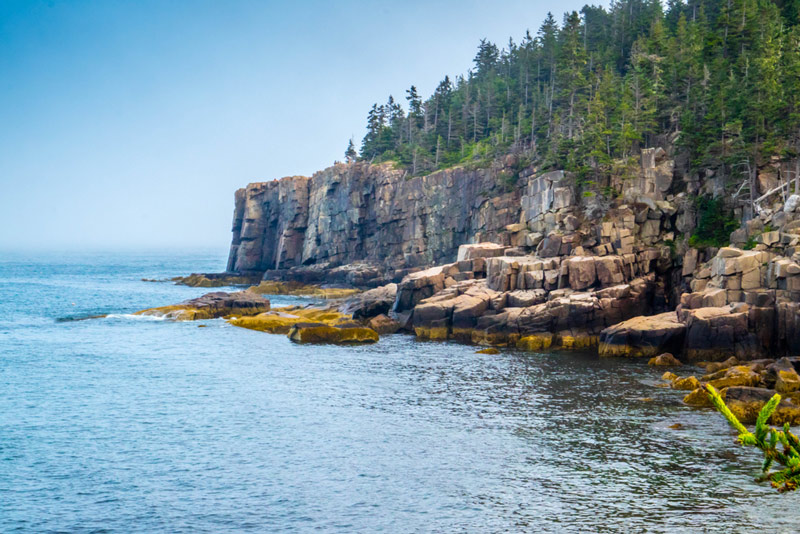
(1, 251, 798, 533)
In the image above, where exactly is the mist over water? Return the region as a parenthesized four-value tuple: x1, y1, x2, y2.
(1, 250, 798, 532)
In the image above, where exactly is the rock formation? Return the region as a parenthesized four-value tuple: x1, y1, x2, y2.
(215, 140, 800, 362)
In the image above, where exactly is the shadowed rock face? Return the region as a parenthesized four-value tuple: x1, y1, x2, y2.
(226, 161, 526, 275)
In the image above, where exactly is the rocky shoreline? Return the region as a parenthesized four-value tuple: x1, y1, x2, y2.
(139, 147, 800, 423)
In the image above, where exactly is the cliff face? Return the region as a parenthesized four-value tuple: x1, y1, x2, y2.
(227, 160, 533, 276)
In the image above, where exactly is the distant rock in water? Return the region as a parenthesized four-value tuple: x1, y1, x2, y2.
(135, 291, 270, 321)
(171, 273, 262, 287)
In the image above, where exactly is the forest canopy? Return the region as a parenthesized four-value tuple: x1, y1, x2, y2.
(355, 0, 800, 187)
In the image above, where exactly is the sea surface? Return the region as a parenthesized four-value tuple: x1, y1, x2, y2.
(1, 250, 799, 533)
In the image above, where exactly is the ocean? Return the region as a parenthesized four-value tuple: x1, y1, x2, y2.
(1, 250, 798, 532)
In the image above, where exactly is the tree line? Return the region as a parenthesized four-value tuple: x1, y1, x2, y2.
(351, 0, 800, 189)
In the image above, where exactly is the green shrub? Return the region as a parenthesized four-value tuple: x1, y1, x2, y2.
(706, 385, 800, 492)
(688, 196, 739, 249)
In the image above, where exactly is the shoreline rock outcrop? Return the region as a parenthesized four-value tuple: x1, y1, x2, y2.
(134, 291, 271, 321)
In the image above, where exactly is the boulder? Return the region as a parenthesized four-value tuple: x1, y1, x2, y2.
(135, 291, 270, 321)
(776, 368, 800, 394)
(457, 242, 506, 261)
(648, 353, 681, 366)
(703, 356, 739, 374)
(230, 306, 349, 334)
(340, 283, 397, 319)
(672, 376, 702, 391)
(368, 314, 401, 334)
(598, 312, 686, 358)
(705, 365, 760, 389)
(683, 387, 714, 407)
(724, 387, 800, 425)
(567, 257, 597, 290)
(287, 323, 379, 344)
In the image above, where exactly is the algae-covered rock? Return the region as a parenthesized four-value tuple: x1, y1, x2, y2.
(703, 356, 739, 374)
(683, 387, 716, 407)
(516, 333, 554, 351)
(287, 323, 379, 344)
(135, 291, 270, 321)
(661, 371, 678, 382)
(724, 386, 800, 425)
(476, 348, 500, 355)
(229, 306, 351, 334)
(172, 273, 261, 287)
(598, 312, 686, 358)
(776, 368, 800, 394)
(249, 280, 360, 299)
(706, 365, 760, 389)
(648, 353, 681, 366)
(672, 375, 702, 391)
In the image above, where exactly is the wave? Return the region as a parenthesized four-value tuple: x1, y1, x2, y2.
(103, 313, 168, 322)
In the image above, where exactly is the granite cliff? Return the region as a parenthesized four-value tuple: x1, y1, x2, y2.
(220, 144, 800, 366)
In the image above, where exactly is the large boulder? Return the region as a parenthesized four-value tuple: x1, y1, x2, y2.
(287, 323, 379, 344)
(683, 306, 762, 361)
(724, 387, 800, 425)
(135, 291, 270, 321)
(340, 283, 398, 319)
(457, 242, 506, 261)
(598, 312, 686, 358)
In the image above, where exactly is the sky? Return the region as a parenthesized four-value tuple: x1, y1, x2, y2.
(0, 0, 594, 252)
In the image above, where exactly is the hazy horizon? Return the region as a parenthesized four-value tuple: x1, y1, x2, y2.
(1, 0, 593, 252)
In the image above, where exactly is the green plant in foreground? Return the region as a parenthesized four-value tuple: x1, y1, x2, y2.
(706, 385, 800, 492)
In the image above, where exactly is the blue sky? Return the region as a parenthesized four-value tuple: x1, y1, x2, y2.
(0, 0, 593, 251)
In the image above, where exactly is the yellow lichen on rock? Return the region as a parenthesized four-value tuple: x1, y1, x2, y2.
(134, 291, 271, 321)
(414, 326, 450, 341)
(287, 323, 379, 344)
(559, 334, 598, 350)
(228, 306, 352, 334)
(671, 375, 702, 391)
(516, 333, 554, 351)
(683, 387, 717, 407)
(248, 281, 360, 299)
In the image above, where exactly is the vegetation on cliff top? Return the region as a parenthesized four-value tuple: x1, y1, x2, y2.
(356, 0, 800, 190)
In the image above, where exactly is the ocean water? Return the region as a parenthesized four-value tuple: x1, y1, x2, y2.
(1, 250, 799, 533)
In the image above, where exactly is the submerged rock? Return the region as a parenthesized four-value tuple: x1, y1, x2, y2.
(135, 291, 270, 321)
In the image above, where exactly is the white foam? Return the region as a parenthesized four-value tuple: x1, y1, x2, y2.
(104, 313, 168, 322)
